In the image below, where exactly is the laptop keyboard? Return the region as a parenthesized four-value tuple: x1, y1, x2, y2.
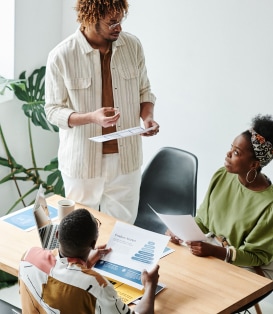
(49, 235, 59, 250)
(43, 224, 59, 250)
(39, 226, 47, 240)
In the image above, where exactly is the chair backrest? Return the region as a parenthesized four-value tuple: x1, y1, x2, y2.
(0, 299, 22, 314)
(134, 147, 198, 234)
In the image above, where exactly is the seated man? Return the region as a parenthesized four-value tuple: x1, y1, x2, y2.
(19, 208, 159, 313)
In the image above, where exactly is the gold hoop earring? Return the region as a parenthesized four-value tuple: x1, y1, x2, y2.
(246, 168, 257, 184)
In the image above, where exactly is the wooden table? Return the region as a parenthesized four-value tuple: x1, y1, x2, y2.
(1, 194, 273, 313)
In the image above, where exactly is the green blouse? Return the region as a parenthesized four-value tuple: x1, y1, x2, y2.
(195, 167, 273, 267)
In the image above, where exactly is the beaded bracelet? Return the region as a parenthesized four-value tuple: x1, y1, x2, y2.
(224, 246, 230, 262)
(229, 246, 236, 262)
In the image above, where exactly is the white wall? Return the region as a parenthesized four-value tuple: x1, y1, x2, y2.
(62, 0, 273, 206)
(1, 0, 273, 212)
(0, 0, 62, 214)
(0, 0, 15, 79)
(127, 0, 273, 206)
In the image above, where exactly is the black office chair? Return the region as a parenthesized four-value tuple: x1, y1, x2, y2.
(134, 147, 198, 234)
(0, 299, 22, 314)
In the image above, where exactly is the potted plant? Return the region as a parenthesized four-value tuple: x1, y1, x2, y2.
(0, 66, 64, 215)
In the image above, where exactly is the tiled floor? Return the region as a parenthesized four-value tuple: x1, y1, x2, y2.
(1, 283, 273, 313)
(248, 300, 273, 314)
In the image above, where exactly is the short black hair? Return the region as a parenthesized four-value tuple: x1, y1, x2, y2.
(58, 208, 98, 254)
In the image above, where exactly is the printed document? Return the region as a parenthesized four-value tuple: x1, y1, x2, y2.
(108, 277, 166, 305)
(89, 126, 156, 142)
(0, 205, 58, 231)
(93, 221, 170, 289)
(148, 204, 207, 242)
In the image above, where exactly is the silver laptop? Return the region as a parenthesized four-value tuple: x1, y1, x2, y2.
(33, 185, 59, 250)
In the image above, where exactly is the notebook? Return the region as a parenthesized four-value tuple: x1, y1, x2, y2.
(33, 185, 59, 250)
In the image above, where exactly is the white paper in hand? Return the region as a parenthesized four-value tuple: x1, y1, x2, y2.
(89, 126, 156, 142)
(148, 204, 207, 242)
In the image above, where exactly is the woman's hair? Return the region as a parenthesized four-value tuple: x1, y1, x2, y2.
(242, 114, 273, 168)
(251, 114, 273, 144)
(75, 0, 129, 27)
(58, 208, 98, 254)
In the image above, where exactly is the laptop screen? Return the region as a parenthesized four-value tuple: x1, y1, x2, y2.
(33, 185, 59, 249)
(33, 185, 52, 229)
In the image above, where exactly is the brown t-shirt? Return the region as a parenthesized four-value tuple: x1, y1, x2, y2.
(100, 48, 118, 154)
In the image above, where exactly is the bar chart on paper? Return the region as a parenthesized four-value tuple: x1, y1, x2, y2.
(93, 221, 170, 289)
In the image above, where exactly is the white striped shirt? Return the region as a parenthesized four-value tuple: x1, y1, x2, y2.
(45, 28, 156, 178)
(19, 247, 138, 313)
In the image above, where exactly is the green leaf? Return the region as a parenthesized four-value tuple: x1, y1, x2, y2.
(0, 156, 24, 171)
(0, 157, 12, 167)
(46, 171, 64, 196)
(44, 157, 65, 196)
(44, 157, 58, 171)
(10, 66, 58, 132)
(0, 66, 64, 214)
(0, 77, 25, 96)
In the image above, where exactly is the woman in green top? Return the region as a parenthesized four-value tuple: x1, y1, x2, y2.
(168, 114, 273, 279)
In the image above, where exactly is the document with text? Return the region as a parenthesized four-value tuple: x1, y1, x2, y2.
(89, 126, 156, 142)
(148, 204, 207, 242)
(0, 205, 58, 231)
(108, 276, 166, 305)
(93, 221, 170, 289)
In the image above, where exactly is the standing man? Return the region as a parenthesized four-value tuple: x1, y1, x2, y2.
(45, 0, 159, 223)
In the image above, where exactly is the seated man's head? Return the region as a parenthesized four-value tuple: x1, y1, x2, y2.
(57, 208, 99, 261)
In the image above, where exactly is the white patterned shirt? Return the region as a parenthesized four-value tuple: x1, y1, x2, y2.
(45, 28, 156, 178)
(19, 247, 138, 313)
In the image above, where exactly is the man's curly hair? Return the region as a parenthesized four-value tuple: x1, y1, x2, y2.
(75, 0, 129, 29)
(58, 208, 98, 255)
